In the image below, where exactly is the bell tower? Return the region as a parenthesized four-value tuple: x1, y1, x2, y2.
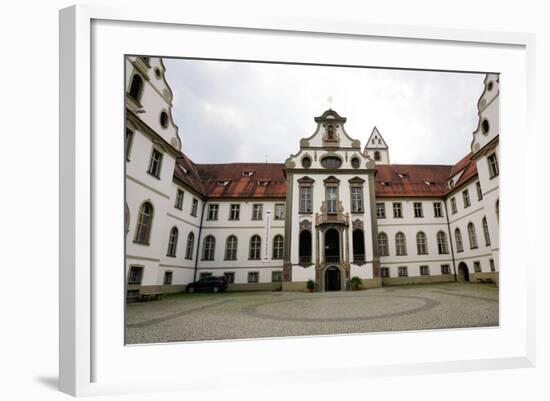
(363, 126, 389, 164)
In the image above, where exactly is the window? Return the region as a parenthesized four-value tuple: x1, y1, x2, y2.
(489, 259, 496, 272)
(249, 235, 261, 260)
(199, 272, 212, 280)
(353, 229, 365, 262)
(125, 128, 134, 161)
(229, 204, 240, 220)
(166, 226, 178, 257)
(351, 157, 360, 169)
(175, 189, 184, 210)
(272, 235, 284, 259)
(207, 204, 219, 220)
(482, 119, 490, 134)
(476, 182, 483, 200)
(455, 228, 464, 252)
(185, 232, 194, 260)
(416, 232, 428, 255)
(468, 222, 478, 249)
(191, 198, 198, 217)
(147, 149, 163, 178)
(134, 202, 153, 244)
(160, 111, 169, 128)
(301, 156, 312, 168)
(274, 203, 285, 220)
(482, 217, 491, 246)
(327, 125, 335, 139)
(474, 261, 481, 273)
(163, 271, 173, 285)
(393, 202, 403, 218)
(202, 235, 216, 261)
(272, 271, 283, 282)
(433, 202, 443, 218)
(326, 186, 338, 214)
(450, 198, 457, 214)
(395, 232, 407, 256)
(441, 264, 451, 275)
(128, 266, 144, 284)
(413, 202, 423, 218)
(299, 186, 312, 213)
(488, 153, 499, 178)
(224, 272, 235, 284)
(376, 203, 386, 219)
(462, 189, 471, 208)
(381, 267, 390, 277)
(252, 204, 263, 220)
(420, 265, 430, 276)
(398, 266, 408, 277)
(248, 272, 259, 283)
(321, 156, 342, 169)
(299, 230, 312, 265)
(437, 231, 449, 254)
(128, 74, 143, 102)
(378, 232, 389, 256)
(225, 235, 238, 260)
(374, 151, 381, 161)
(350, 186, 363, 213)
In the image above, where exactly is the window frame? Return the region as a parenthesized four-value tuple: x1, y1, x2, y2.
(128, 265, 144, 285)
(201, 235, 216, 261)
(252, 204, 263, 221)
(455, 228, 464, 253)
(166, 226, 179, 257)
(433, 202, 443, 218)
(377, 232, 389, 257)
(376, 202, 386, 219)
(163, 271, 173, 285)
(450, 197, 457, 214)
(272, 235, 284, 260)
(229, 203, 241, 220)
(488, 153, 499, 178)
(413, 202, 423, 218)
(175, 188, 184, 210)
(462, 189, 471, 208)
(398, 266, 408, 277)
(392, 202, 403, 218)
(274, 203, 285, 220)
(185, 232, 195, 260)
(207, 203, 219, 221)
(271, 271, 283, 282)
(416, 231, 428, 255)
(249, 235, 262, 260)
(247, 271, 259, 283)
(224, 235, 238, 261)
(147, 147, 163, 179)
(468, 222, 478, 249)
(134, 201, 154, 245)
(395, 232, 407, 256)
(420, 265, 430, 276)
(437, 231, 449, 254)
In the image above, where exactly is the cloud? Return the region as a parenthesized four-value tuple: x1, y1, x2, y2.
(164, 58, 485, 165)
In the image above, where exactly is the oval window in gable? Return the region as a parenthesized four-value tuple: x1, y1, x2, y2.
(321, 156, 342, 169)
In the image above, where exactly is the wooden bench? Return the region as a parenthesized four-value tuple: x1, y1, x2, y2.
(139, 292, 163, 302)
(477, 278, 493, 284)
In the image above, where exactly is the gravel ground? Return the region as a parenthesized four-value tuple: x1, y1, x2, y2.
(125, 282, 499, 344)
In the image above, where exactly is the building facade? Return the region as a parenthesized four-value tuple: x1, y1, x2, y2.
(125, 56, 500, 298)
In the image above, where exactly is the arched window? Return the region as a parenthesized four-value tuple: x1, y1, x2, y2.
(327, 125, 335, 139)
(225, 235, 238, 260)
(299, 230, 312, 264)
(134, 202, 153, 244)
(374, 151, 381, 161)
(185, 232, 195, 260)
(166, 226, 178, 257)
(352, 229, 365, 262)
(482, 217, 491, 246)
(249, 235, 261, 260)
(395, 232, 407, 256)
(202, 235, 216, 261)
(416, 232, 428, 255)
(272, 235, 284, 259)
(468, 222, 478, 249)
(455, 228, 464, 252)
(378, 232, 389, 256)
(437, 231, 449, 254)
(128, 74, 143, 102)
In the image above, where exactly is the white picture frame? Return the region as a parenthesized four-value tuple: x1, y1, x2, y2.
(59, 4, 536, 397)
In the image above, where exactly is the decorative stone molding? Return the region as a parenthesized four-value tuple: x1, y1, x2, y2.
(352, 219, 364, 231)
(299, 219, 312, 231)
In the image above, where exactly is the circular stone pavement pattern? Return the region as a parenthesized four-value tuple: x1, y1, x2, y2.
(125, 282, 499, 344)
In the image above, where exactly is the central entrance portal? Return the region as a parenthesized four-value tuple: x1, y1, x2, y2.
(325, 266, 341, 291)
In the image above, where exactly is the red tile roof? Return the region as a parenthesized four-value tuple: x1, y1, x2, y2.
(174, 153, 477, 199)
(195, 163, 287, 198)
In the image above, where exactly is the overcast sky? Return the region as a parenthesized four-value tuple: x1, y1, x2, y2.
(164, 58, 485, 166)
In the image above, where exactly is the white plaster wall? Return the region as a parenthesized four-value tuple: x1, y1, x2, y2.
(292, 265, 316, 282)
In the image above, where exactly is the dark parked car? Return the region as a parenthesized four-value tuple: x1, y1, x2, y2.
(186, 276, 228, 293)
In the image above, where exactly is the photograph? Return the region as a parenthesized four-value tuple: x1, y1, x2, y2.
(124, 56, 500, 345)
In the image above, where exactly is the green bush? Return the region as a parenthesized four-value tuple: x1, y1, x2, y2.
(306, 279, 316, 290)
(350, 276, 362, 290)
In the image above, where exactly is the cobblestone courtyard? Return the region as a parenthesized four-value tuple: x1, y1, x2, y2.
(125, 282, 499, 344)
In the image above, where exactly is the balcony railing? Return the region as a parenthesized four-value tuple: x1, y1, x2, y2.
(316, 212, 349, 226)
(353, 254, 365, 264)
(325, 255, 340, 264)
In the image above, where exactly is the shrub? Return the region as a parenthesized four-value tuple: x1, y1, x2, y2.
(350, 276, 363, 290)
(306, 279, 316, 290)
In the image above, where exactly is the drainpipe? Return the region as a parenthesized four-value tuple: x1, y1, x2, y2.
(193, 199, 207, 282)
(443, 201, 458, 281)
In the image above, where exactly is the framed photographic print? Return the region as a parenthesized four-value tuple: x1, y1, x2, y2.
(60, 4, 535, 397)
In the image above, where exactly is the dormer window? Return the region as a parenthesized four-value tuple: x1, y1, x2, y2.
(381, 181, 392, 187)
(374, 151, 381, 161)
(424, 181, 435, 186)
(217, 180, 231, 187)
(449, 180, 454, 188)
(397, 173, 409, 179)
(241, 171, 255, 177)
(256, 180, 269, 187)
